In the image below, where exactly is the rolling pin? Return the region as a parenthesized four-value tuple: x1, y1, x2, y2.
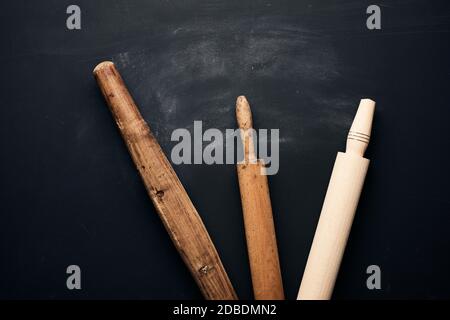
(236, 96, 284, 300)
(297, 99, 375, 300)
(93, 61, 237, 300)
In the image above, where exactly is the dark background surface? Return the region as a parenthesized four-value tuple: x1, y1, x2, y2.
(1, 0, 449, 299)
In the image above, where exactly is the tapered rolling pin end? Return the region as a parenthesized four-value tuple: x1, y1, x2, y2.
(93, 61, 115, 75)
(236, 96, 253, 130)
(235, 95, 284, 300)
(346, 99, 376, 156)
(298, 98, 375, 300)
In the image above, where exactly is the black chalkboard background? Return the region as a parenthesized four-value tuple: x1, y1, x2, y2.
(1, 0, 449, 299)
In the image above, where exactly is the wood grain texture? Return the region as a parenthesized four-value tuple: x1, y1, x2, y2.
(236, 96, 284, 300)
(298, 99, 375, 300)
(93, 61, 237, 300)
(298, 152, 369, 300)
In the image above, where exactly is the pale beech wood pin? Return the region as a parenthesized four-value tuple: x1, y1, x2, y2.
(93, 61, 237, 300)
(236, 96, 284, 300)
(298, 99, 376, 300)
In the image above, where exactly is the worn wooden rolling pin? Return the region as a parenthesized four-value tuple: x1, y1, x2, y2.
(236, 96, 284, 300)
(93, 61, 237, 300)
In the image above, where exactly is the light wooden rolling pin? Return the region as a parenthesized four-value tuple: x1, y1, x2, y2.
(236, 96, 284, 300)
(297, 99, 375, 300)
(93, 61, 237, 300)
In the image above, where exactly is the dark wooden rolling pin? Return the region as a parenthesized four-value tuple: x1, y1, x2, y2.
(93, 61, 237, 300)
